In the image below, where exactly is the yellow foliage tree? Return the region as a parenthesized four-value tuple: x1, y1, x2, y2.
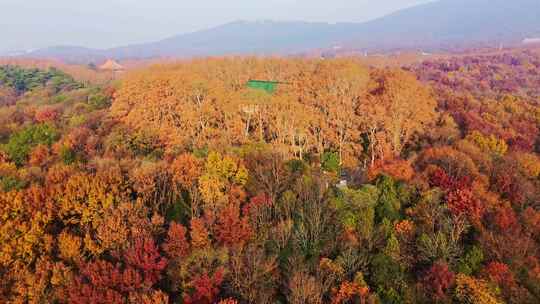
(198, 151, 248, 213)
(466, 131, 508, 157)
(455, 274, 503, 304)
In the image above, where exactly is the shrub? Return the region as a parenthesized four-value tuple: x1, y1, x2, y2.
(88, 93, 111, 109)
(321, 151, 340, 174)
(286, 159, 306, 174)
(375, 175, 402, 223)
(457, 246, 484, 275)
(59, 145, 77, 165)
(2, 123, 59, 166)
(0, 175, 26, 192)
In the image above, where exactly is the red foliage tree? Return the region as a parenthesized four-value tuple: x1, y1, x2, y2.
(228, 184, 247, 206)
(491, 159, 531, 207)
(29, 144, 50, 167)
(509, 136, 534, 152)
(492, 203, 519, 231)
(484, 261, 515, 287)
(183, 268, 225, 304)
(190, 218, 210, 249)
(242, 192, 272, 218)
(35, 107, 59, 123)
(429, 167, 483, 219)
(331, 281, 370, 304)
(68, 260, 133, 304)
(429, 167, 470, 191)
(367, 158, 415, 182)
(162, 222, 190, 259)
(214, 204, 253, 248)
(121, 237, 167, 287)
(66, 127, 92, 151)
(68, 237, 167, 303)
(421, 262, 455, 300)
(446, 188, 483, 219)
(522, 207, 540, 238)
(492, 172, 524, 206)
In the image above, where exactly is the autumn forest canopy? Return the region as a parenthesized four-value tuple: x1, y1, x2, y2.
(1, 51, 540, 304)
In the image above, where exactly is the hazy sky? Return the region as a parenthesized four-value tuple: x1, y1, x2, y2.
(0, 0, 433, 52)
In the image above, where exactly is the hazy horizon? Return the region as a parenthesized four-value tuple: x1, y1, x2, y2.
(0, 0, 433, 52)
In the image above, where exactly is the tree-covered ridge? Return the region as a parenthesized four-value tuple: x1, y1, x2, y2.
(0, 53, 539, 304)
(409, 51, 540, 153)
(410, 51, 540, 100)
(0, 65, 82, 95)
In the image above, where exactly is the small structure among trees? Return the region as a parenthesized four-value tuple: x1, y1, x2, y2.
(246, 80, 283, 93)
(99, 59, 124, 79)
(99, 59, 124, 72)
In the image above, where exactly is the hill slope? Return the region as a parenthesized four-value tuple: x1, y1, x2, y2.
(19, 0, 540, 62)
(345, 0, 540, 49)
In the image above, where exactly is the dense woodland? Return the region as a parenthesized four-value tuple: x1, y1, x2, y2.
(0, 50, 539, 304)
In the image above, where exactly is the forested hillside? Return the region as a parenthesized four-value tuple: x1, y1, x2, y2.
(0, 52, 539, 303)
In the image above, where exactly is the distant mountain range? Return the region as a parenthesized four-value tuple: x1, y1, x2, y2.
(8, 0, 540, 63)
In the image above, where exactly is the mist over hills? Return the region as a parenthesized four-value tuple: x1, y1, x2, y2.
(347, 0, 540, 49)
(13, 0, 540, 62)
